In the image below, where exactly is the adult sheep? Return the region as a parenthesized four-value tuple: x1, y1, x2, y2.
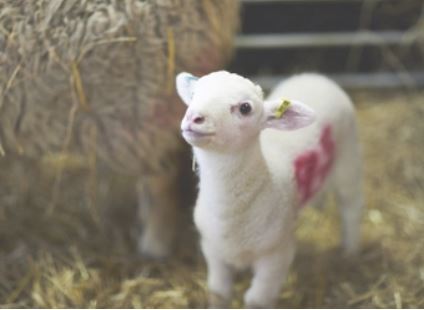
(0, 0, 240, 258)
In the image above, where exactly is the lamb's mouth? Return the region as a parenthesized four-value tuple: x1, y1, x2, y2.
(181, 129, 215, 140)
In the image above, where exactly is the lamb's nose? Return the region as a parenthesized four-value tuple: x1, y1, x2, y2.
(192, 115, 205, 124)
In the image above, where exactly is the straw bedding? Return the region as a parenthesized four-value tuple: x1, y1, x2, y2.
(0, 90, 423, 308)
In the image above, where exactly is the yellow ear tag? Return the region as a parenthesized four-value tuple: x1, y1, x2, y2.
(275, 99, 291, 119)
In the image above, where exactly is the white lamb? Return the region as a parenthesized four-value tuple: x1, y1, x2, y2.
(176, 71, 363, 308)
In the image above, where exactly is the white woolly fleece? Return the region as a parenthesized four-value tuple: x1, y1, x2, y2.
(176, 71, 363, 308)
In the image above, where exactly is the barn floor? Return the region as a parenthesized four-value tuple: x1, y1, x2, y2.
(0, 90, 423, 308)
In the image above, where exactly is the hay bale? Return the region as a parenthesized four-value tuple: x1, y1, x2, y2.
(0, 0, 240, 174)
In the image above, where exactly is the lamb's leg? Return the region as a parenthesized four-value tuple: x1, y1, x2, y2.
(137, 172, 180, 258)
(202, 242, 234, 308)
(334, 140, 364, 255)
(336, 181, 363, 255)
(244, 241, 295, 308)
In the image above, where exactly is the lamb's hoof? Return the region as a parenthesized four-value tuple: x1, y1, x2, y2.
(341, 243, 361, 258)
(208, 292, 230, 309)
(244, 290, 275, 309)
(244, 302, 269, 309)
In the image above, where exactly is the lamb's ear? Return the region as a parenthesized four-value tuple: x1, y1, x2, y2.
(263, 98, 316, 130)
(176, 72, 198, 105)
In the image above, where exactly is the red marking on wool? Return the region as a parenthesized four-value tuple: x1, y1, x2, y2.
(294, 125, 335, 207)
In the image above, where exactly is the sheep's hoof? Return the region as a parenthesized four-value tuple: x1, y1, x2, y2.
(208, 292, 229, 309)
(137, 232, 173, 260)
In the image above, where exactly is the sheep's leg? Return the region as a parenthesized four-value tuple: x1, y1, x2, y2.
(137, 172, 179, 259)
(244, 241, 295, 308)
(334, 141, 364, 255)
(202, 242, 233, 308)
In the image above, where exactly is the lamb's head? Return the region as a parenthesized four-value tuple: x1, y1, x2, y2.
(176, 71, 315, 152)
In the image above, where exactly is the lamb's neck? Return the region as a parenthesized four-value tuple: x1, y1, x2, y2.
(193, 140, 270, 196)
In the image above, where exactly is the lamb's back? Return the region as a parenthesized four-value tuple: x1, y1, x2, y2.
(261, 73, 356, 186)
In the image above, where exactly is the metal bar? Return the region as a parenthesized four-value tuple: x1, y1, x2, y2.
(249, 72, 424, 89)
(236, 31, 419, 49)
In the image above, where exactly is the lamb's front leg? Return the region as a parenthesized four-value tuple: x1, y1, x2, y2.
(244, 241, 295, 308)
(202, 241, 234, 308)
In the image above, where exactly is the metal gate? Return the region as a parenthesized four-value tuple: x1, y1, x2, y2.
(230, 0, 424, 89)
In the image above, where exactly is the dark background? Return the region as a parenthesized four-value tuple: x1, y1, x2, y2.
(229, 0, 423, 78)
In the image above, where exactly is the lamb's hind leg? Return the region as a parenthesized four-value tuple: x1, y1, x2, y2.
(137, 170, 180, 259)
(334, 139, 364, 255)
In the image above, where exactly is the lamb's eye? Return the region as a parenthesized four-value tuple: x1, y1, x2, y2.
(239, 102, 252, 116)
